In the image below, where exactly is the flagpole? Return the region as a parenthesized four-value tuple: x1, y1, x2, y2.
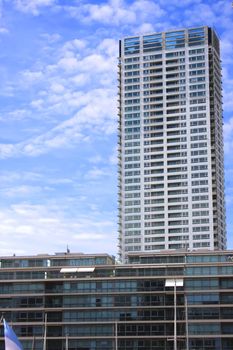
(65, 333, 69, 350)
(185, 294, 189, 350)
(115, 321, 118, 350)
(43, 313, 47, 350)
(31, 336, 35, 350)
(174, 280, 177, 350)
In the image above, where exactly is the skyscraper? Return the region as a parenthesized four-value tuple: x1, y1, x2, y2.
(118, 26, 226, 262)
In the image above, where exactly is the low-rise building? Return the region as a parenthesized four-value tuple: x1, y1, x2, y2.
(0, 250, 233, 350)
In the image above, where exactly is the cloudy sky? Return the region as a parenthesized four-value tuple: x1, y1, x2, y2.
(0, 0, 232, 257)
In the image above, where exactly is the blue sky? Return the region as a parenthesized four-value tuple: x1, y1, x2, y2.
(0, 0, 232, 256)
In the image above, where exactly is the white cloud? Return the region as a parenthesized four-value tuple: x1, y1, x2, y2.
(157, 0, 201, 7)
(0, 23, 118, 159)
(183, 3, 216, 26)
(50, 82, 65, 94)
(30, 99, 44, 109)
(56, 39, 117, 76)
(88, 155, 104, 165)
(224, 91, 233, 112)
(224, 117, 233, 154)
(70, 73, 90, 86)
(0, 144, 17, 158)
(90, 1, 135, 24)
(0, 27, 9, 34)
(0, 87, 117, 158)
(73, 233, 106, 240)
(86, 167, 112, 179)
(40, 33, 61, 43)
(62, 0, 165, 26)
(57, 57, 79, 72)
(13, 0, 56, 15)
(1, 185, 44, 198)
(0, 30, 119, 155)
(109, 146, 118, 165)
(0, 170, 76, 198)
(221, 37, 233, 63)
(62, 39, 87, 52)
(136, 22, 154, 34)
(0, 109, 29, 121)
(131, 0, 164, 19)
(0, 203, 117, 256)
(21, 70, 44, 84)
(97, 38, 118, 56)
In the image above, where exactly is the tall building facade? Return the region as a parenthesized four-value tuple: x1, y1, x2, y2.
(118, 26, 226, 262)
(1, 251, 233, 350)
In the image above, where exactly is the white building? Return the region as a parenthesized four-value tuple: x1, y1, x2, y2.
(118, 26, 226, 262)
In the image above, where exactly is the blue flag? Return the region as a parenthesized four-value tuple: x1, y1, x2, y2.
(3, 319, 23, 350)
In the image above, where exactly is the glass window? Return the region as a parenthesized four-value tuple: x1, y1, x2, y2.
(124, 37, 140, 55)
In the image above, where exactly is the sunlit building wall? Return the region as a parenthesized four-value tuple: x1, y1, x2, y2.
(118, 26, 226, 262)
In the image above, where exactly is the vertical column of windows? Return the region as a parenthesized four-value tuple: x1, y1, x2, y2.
(208, 40, 226, 249)
(122, 54, 142, 253)
(188, 46, 211, 248)
(142, 49, 165, 250)
(164, 49, 189, 249)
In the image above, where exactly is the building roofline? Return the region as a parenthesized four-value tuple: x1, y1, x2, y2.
(127, 249, 233, 257)
(121, 25, 209, 41)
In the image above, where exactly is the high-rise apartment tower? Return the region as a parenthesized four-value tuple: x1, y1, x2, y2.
(118, 26, 226, 262)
